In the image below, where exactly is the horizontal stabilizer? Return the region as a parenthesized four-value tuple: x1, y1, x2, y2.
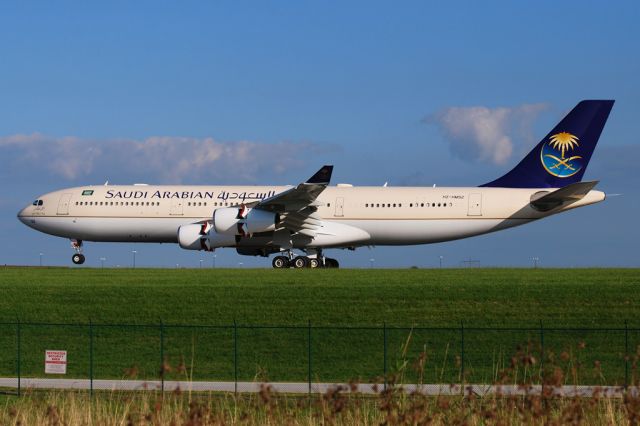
(530, 181, 599, 211)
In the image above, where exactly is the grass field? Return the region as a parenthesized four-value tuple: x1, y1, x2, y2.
(0, 267, 638, 385)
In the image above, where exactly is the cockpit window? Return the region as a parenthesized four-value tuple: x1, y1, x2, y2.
(32, 200, 44, 206)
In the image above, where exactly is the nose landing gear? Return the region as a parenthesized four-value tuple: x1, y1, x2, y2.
(70, 239, 85, 265)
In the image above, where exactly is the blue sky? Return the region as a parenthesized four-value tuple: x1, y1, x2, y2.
(1, 1, 639, 268)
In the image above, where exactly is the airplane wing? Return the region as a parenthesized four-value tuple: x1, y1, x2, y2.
(253, 165, 333, 213)
(251, 165, 333, 241)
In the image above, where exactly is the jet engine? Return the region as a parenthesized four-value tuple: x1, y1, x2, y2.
(177, 223, 236, 251)
(212, 206, 279, 236)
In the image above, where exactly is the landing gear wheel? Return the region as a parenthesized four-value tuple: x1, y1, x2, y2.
(293, 256, 309, 269)
(272, 256, 290, 269)
(325, 258, 339, 268)
(72, 254, 85, 265)
(309, 258, 320, 268)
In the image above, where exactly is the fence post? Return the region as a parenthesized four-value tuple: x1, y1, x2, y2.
(460, 322, 465, 385)
(625, 320, 629, 390)
(308, 320, 312, 396)
(16, 320, 21, 397)
(160, 320, 165, 392)
(89, 319, 94, 396)
(383, 322, 387, 391)
(234, 319, 238, 394)
(539, 320, 544, 382)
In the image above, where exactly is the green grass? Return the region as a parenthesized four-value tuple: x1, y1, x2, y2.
(0, 267, 638, 385)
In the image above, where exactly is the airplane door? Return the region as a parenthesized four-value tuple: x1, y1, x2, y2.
(56, 193, 72, 215)
(170, 199, 184, 216)
(467, 193, 482, 216)
(334, 197, 344, 217)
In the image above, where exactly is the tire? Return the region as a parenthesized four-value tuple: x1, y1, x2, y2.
(272, 256, 289, 269)
(293, 256, 309, 269)
(309, 258, 319, 268)
(72, 254, 85, 265)
(325, 258, 339, 268)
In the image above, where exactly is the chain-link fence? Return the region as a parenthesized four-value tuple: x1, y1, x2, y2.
(1, 321, 638, 395)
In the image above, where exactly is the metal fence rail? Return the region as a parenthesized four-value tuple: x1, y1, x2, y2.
(0, 321, 637, 396)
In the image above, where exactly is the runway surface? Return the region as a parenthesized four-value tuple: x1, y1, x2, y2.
(0, 378, 637, 397)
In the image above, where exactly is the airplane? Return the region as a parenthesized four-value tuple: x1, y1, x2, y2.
(17, 100, 614, 268)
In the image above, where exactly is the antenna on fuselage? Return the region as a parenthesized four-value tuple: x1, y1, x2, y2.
(383, 182, 388, 187)
(104, 180, 109, 186)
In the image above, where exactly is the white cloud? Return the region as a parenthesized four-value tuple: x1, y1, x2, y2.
(425, 103, 548, 165)
(0, 133, 326, 183)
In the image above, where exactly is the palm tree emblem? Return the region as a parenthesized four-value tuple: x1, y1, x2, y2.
(549, 132, 579, 159)
(541, 132, 583, 178)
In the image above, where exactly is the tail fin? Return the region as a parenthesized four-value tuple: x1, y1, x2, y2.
(481, 100, 614, 188)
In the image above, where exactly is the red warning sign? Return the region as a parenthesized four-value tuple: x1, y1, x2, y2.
(45, 350, 67, 374)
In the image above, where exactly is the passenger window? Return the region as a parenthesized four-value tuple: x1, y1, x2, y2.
(420, 203, 424, 207)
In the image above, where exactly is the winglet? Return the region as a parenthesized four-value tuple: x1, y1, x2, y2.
(306, 165, 333, 184)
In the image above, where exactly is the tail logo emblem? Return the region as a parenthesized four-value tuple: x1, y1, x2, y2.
(541, 132, 583, 178)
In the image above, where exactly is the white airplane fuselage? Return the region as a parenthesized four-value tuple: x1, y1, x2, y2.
(17, 184, 605, 248)
(15, 100, 615, 267)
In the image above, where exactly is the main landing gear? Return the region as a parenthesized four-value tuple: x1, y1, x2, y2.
(71, 239, 85, 265)
(271, 250, 339, 269)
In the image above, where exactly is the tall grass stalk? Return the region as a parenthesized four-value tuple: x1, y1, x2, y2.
(1, 386, 638, 425)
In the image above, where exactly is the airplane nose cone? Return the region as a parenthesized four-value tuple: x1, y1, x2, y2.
(17, 206, 30, 225)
